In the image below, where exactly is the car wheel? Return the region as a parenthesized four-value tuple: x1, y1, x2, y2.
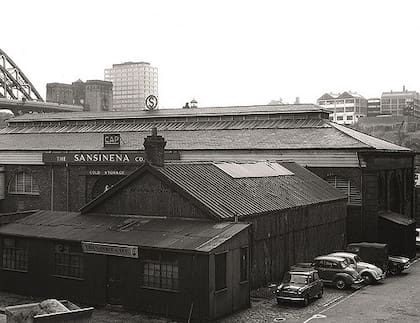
(362, 273, 374, 285)
(302, 295, 309, 307)
(335, 278, 346, 290)
(316, 288, 324, 299)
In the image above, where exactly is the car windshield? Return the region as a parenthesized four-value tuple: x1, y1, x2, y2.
(289, 274, 308, 284)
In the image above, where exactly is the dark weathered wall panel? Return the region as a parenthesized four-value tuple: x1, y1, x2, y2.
(91, 172, 209, 218)
(246, 200, 347, 288)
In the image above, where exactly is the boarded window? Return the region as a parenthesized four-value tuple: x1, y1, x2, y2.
(8, 171, 39, 195)
(141, 254, 179, 291)
(240, 247, 248, 282)
(2, 238, 28, 272)
(54, 244, 84, 279)
(326, 176, 361, 206)
(215, 253, 227, 291)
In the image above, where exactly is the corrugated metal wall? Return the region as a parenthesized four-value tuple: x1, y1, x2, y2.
(246, 200, 347, 288)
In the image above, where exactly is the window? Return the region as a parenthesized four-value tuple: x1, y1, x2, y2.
(337, 115, 344, 120)
(326, 175, 361, 206)
(54, 244, 84, 279)
(215, 253, 227, 291)
(8, 171, 39, 195)
(2, 238, 28, 271)
(346, 115, 353, 120)
(141, 254, 179, 291)
(240, 247, 248, 282)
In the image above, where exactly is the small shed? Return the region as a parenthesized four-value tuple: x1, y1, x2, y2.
(378, 211, 416, 258)
(0, 211, 249, 322)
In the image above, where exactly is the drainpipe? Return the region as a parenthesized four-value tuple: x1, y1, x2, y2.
(50, 166, 54, 211)
(66, 163, 69, 211)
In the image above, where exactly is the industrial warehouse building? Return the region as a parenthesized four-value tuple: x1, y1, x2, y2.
(0, 130, 346, 321)
(0, 104, 415, 257)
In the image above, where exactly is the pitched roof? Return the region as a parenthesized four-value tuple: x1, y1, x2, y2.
(9, 104, 325, 123)
(318, 93, 340, 101)
(82, 161, 347, 219)
(0, 121, 410, 152)
(329, 123, 410, 151)
(0, 210, 249, 253)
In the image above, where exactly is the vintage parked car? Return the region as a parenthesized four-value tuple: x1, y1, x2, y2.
(275, 269, 323, 306)
(346, 242, 411, 276)
(328, 252, 385, 284)
(312, 255, 364, 290)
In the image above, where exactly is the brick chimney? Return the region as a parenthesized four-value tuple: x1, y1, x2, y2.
(143, 127, 166, 166)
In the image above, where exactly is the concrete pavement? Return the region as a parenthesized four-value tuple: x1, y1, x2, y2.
(302, 258, 420, 323)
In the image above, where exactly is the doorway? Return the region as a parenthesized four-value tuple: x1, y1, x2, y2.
(106, 256, 124, 305)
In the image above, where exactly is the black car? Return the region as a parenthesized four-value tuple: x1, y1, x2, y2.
(313, 255, 364, 290)
(275, 269, 323, 306)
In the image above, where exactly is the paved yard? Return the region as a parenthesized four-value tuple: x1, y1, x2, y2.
(0, 285, 352, 323)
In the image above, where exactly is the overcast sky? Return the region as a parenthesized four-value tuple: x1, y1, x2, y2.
(2, 0, 420, 108)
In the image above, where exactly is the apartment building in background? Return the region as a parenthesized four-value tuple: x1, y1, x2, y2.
(317, 91, 368, 125)
(367, 98, 381, 117)
(46, 80, 113, 112)
(104, 61, 158, 111)
(381, 86, 420, 117)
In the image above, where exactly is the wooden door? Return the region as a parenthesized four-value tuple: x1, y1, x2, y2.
(107, 256, 124, 304)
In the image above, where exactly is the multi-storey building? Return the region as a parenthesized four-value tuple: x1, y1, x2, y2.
(317, 91, 368, 125)
(46, 83, 74, 105)
(381, 86, 420, 117)
(104, 61, 158, 111)
(46, 80, 112, 112)
(367, 98, 381, 117)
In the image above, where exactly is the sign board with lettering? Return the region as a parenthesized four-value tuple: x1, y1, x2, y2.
(81, 241, 139, 258)
(42, 151, 180, 164)
(86, 170, 128, 176)
(103, 134, 121, 147)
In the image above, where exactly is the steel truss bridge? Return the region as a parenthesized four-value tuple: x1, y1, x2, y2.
(0, 48, 43, 101)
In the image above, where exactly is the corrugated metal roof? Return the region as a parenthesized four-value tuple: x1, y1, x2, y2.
(0, 118, 328, 134)
(378, 211, 416, 226)
(182, 151, 362, 168)
(9, 104, 325, 123)
(0, 210, 249, 252)
(0, 128, 376, 151)
(0, 118, 410, 153)
(329, 123, 410, 151)
(84, 161, 347, 219)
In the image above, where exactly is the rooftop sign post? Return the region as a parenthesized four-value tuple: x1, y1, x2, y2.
(145, 95, 158, 110)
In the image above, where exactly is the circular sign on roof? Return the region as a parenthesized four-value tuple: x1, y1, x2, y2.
(145, 95, 158, 110)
